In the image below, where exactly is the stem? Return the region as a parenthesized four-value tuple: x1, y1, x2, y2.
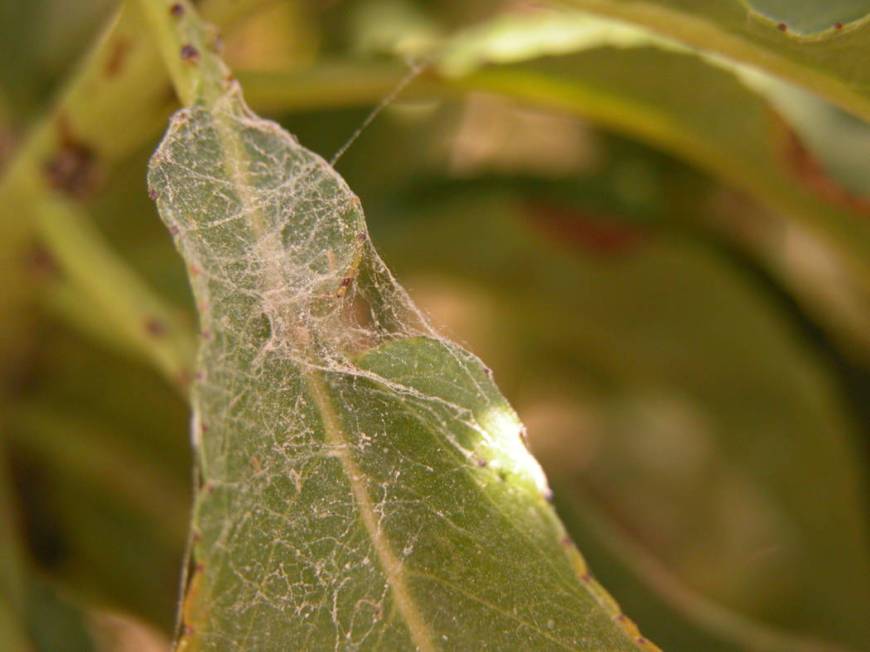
(136, 0, 230, 107)
(35, 198, 197, 389)
(0, 0, 279, 388)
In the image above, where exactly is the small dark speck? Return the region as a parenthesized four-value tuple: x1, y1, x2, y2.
(145, 318, 167, 337)
(777, 22, 787, 31)
(168, 224, 179, 236)
(475, 458, 487, 468)
(201, 423, 209, 433)
(194, 562, 204, 573)
(147, 187, 158, 201)
(44, 137, 99, 199)
(180, 44, 199, 62)
(170, 2, 184, 17)
(614, 613, 627, 623)
(834, 22, 844, 29)
(26, 244, 59, 277)
(637, 637, 648, 645)
(581, 572, 592, 582)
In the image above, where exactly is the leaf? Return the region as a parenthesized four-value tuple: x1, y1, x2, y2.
(445, 43, 870, 359)
(550, 486, 857, 652)
(0, 444, 29, 652)
(558, 0, 870, 120)
(372, 187, 870, 650)
(147, 84, 651, 650)
(239, 10, 870, 359)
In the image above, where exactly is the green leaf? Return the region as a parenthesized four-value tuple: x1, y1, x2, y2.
(0, 444, 29, 652)
(373, 188, 870, 650)
(557, 0, 870, 120)
(747, 0, 870, 35)
(4, 321, 191, 631)
(238, 10, 870, 360)
(446, 43, 870, 360)
(147, 83, 651, 649)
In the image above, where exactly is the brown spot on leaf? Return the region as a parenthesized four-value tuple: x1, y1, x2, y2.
(526, 202, 647, 256)
(180, 44, 199, 63)
(336, 275, 354, 298)
(776, 114, 870, 215)
(170, 2, 184, 17)
(777, 22, 787, 31)
(176, 369, 193, 388)
(144, 318, 167, 337)
(104, 37, 130, 78)
(44, 116, 101, 199)
(24, 243, 60, 278)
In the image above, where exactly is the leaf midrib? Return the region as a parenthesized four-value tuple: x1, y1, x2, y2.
(208, 101, 436, 652)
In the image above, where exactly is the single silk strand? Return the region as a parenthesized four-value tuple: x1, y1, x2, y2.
(330, 58, 428, 166)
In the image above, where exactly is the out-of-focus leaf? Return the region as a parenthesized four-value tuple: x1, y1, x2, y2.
(747, 0, 870, 35)
(146, 75, 651, 648)
(448, 44, 870, 360)
(559, 0, 870, 119)
(240, 12, 870, 360)
(1, 440, 98, 651)
(35, 198, 196, 389)
(25, 580, 96, 652)
(551, 487, 856, 652)
(0, 446, 29, 652)
(0, 0, 115, 118)
(375, 189, 870, 650)
(6, 323, 190, 632)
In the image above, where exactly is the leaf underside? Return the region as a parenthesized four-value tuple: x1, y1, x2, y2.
(147, 86, 647, 651)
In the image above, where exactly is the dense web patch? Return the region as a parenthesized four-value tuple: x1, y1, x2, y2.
(148, 84, 647, 651)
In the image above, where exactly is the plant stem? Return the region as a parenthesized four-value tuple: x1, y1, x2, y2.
(0, 0, 278, 389)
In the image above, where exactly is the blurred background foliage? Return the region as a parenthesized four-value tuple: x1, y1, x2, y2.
(0, 0, 868, 650)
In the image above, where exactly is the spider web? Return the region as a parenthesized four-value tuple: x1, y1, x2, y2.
(147, 83, 646, 651)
